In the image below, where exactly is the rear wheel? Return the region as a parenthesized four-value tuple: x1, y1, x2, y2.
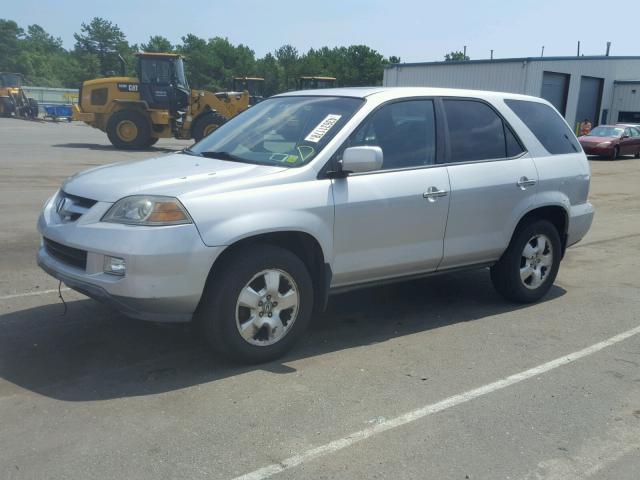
(192, 112, 226, 142)
(490, 219, 561, 303)
(196, 244, 313, 363)
(106, 109, 151, 149)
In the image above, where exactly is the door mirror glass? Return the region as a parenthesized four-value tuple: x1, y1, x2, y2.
(342, 146, 383, 173)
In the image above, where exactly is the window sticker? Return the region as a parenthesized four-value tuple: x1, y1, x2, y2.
(304, 114, 342, 143)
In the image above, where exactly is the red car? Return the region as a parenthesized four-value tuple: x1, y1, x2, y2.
(578, 125, 640, 159)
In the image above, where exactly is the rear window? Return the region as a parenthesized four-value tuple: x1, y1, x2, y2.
(504, 99, 580, 155)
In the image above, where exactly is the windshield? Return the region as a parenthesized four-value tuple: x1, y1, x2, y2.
(588, 126, 623, 137)
(0, 73, 22, 88)
(174, 59, 188, 90)
(190, 96, 364, 167)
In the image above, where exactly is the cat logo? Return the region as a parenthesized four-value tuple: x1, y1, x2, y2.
(117, 83, 139, 93)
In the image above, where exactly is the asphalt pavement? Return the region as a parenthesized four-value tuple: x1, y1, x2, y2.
(0, 117, 639, 479)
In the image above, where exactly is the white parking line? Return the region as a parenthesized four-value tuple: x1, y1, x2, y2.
(0, 288, 71, 301)
(233, 324, 640, 480)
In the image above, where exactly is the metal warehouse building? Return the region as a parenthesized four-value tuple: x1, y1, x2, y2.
(383, 56, 640, 132)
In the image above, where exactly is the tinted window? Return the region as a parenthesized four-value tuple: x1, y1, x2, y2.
(444, 100, 510, 162)
(630, 127, 640, 137)
(505, 126, 525, 157)
(349, 100, 436, 169)
(505, 99, 580, 155)
(140, 59, 172, 85)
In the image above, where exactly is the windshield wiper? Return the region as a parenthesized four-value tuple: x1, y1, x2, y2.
(199, 151, 245, 162)
(180, 148, 201, 157)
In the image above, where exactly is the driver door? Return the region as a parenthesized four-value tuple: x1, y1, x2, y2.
(331, 99, 450, 287)
(139, 58, 173, 111)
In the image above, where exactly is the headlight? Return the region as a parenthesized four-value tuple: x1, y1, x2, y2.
(597, 141, 612, 147)
(102, 195, 192, 226)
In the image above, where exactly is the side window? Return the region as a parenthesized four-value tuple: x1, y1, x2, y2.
(141, 60, 171, 85)
(443, 99, 513, 162)
(631, 128, 640, 137)
(623, 128, 632, 137)
(349, 100, 436, 170)
(505, 126, 525, 157)
(504, 99, 580, 155)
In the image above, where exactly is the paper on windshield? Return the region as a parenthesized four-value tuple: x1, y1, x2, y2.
(304, 114, 342, 143)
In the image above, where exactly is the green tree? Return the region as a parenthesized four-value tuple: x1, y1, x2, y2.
(141, 35, 173, 53)
(275, 44, 299, 90)
(73, 17, 133, 76)
(444, 51, 469, 61)
(0, 19, 24, 71)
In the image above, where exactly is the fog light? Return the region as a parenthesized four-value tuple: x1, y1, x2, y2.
(104, 256, 126, 276)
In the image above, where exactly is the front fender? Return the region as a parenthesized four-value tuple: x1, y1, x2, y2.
(183, 179, 335, 263)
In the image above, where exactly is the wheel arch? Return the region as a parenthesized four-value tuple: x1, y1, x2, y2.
(204, 230, 331, 313)
(511, 204, 569, 257)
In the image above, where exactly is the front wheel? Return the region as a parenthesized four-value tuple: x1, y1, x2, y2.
(612, 146, 620, 160)
(490, 219, 561, 303)
(192, 112, 226, 142)
(196, 244, 314, 363)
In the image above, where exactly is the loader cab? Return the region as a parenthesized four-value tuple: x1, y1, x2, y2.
(0, 73, 23, 89)
(136, 53, 190, 112)
(297, 76, 336, 90)
(232, 77, 265, 105)
(231, 77, 264, 105)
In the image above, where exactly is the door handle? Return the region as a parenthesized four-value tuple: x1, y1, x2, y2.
(423, 186, 448, 201)
(517, 176, 537, 189)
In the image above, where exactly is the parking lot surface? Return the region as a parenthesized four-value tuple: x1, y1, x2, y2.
(1, 117, 639, 479)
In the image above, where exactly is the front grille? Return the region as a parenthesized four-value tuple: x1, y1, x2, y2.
(55, 191, 97, 223)
(44, 238, 87, 270)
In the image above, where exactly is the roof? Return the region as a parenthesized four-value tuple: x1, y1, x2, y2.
(136, 52, 182, 58)
(274, 86, 547, 103)
(275, 87, 387, 98)
(386, 55, 640, 69)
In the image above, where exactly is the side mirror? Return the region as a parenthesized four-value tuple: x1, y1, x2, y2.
(341, 146, 383, 174)
(621, 134, 630, 139)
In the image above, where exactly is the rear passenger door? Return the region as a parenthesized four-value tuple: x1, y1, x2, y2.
(438, 98, 538, 269)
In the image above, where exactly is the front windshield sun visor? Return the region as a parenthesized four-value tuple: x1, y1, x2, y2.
(188, 96, 364, 167)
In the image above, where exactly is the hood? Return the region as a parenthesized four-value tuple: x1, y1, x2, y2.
(62, 153, 287, 203)
(579, 135, 618, 144)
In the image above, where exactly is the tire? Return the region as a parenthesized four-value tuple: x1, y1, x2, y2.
(27, 98, 38, 118)
(192, 112, 226, 142)
(196, 244, 314, 363)
(106, 109, 151, 149)
(145, 136, 159, 147)
(490, 219, 561, 303)
(634, 152, 639, 158)
(0, 97, 13, 117)
(612, 146, 619, 160)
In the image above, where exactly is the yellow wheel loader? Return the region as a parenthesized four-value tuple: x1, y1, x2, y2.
(296, 76, 336, 90)
(0, 73, 39, 119)
(232, 77, 265, 105)
(73, 53, 251, 149)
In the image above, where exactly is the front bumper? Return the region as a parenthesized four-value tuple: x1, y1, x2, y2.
(37, 196, 224, 322)
(581, 144, 613, 156)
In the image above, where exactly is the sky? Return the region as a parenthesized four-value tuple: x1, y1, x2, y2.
(4, 0, 633, 62)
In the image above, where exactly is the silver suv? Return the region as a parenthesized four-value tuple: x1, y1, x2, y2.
(38, 87, 594, 362)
